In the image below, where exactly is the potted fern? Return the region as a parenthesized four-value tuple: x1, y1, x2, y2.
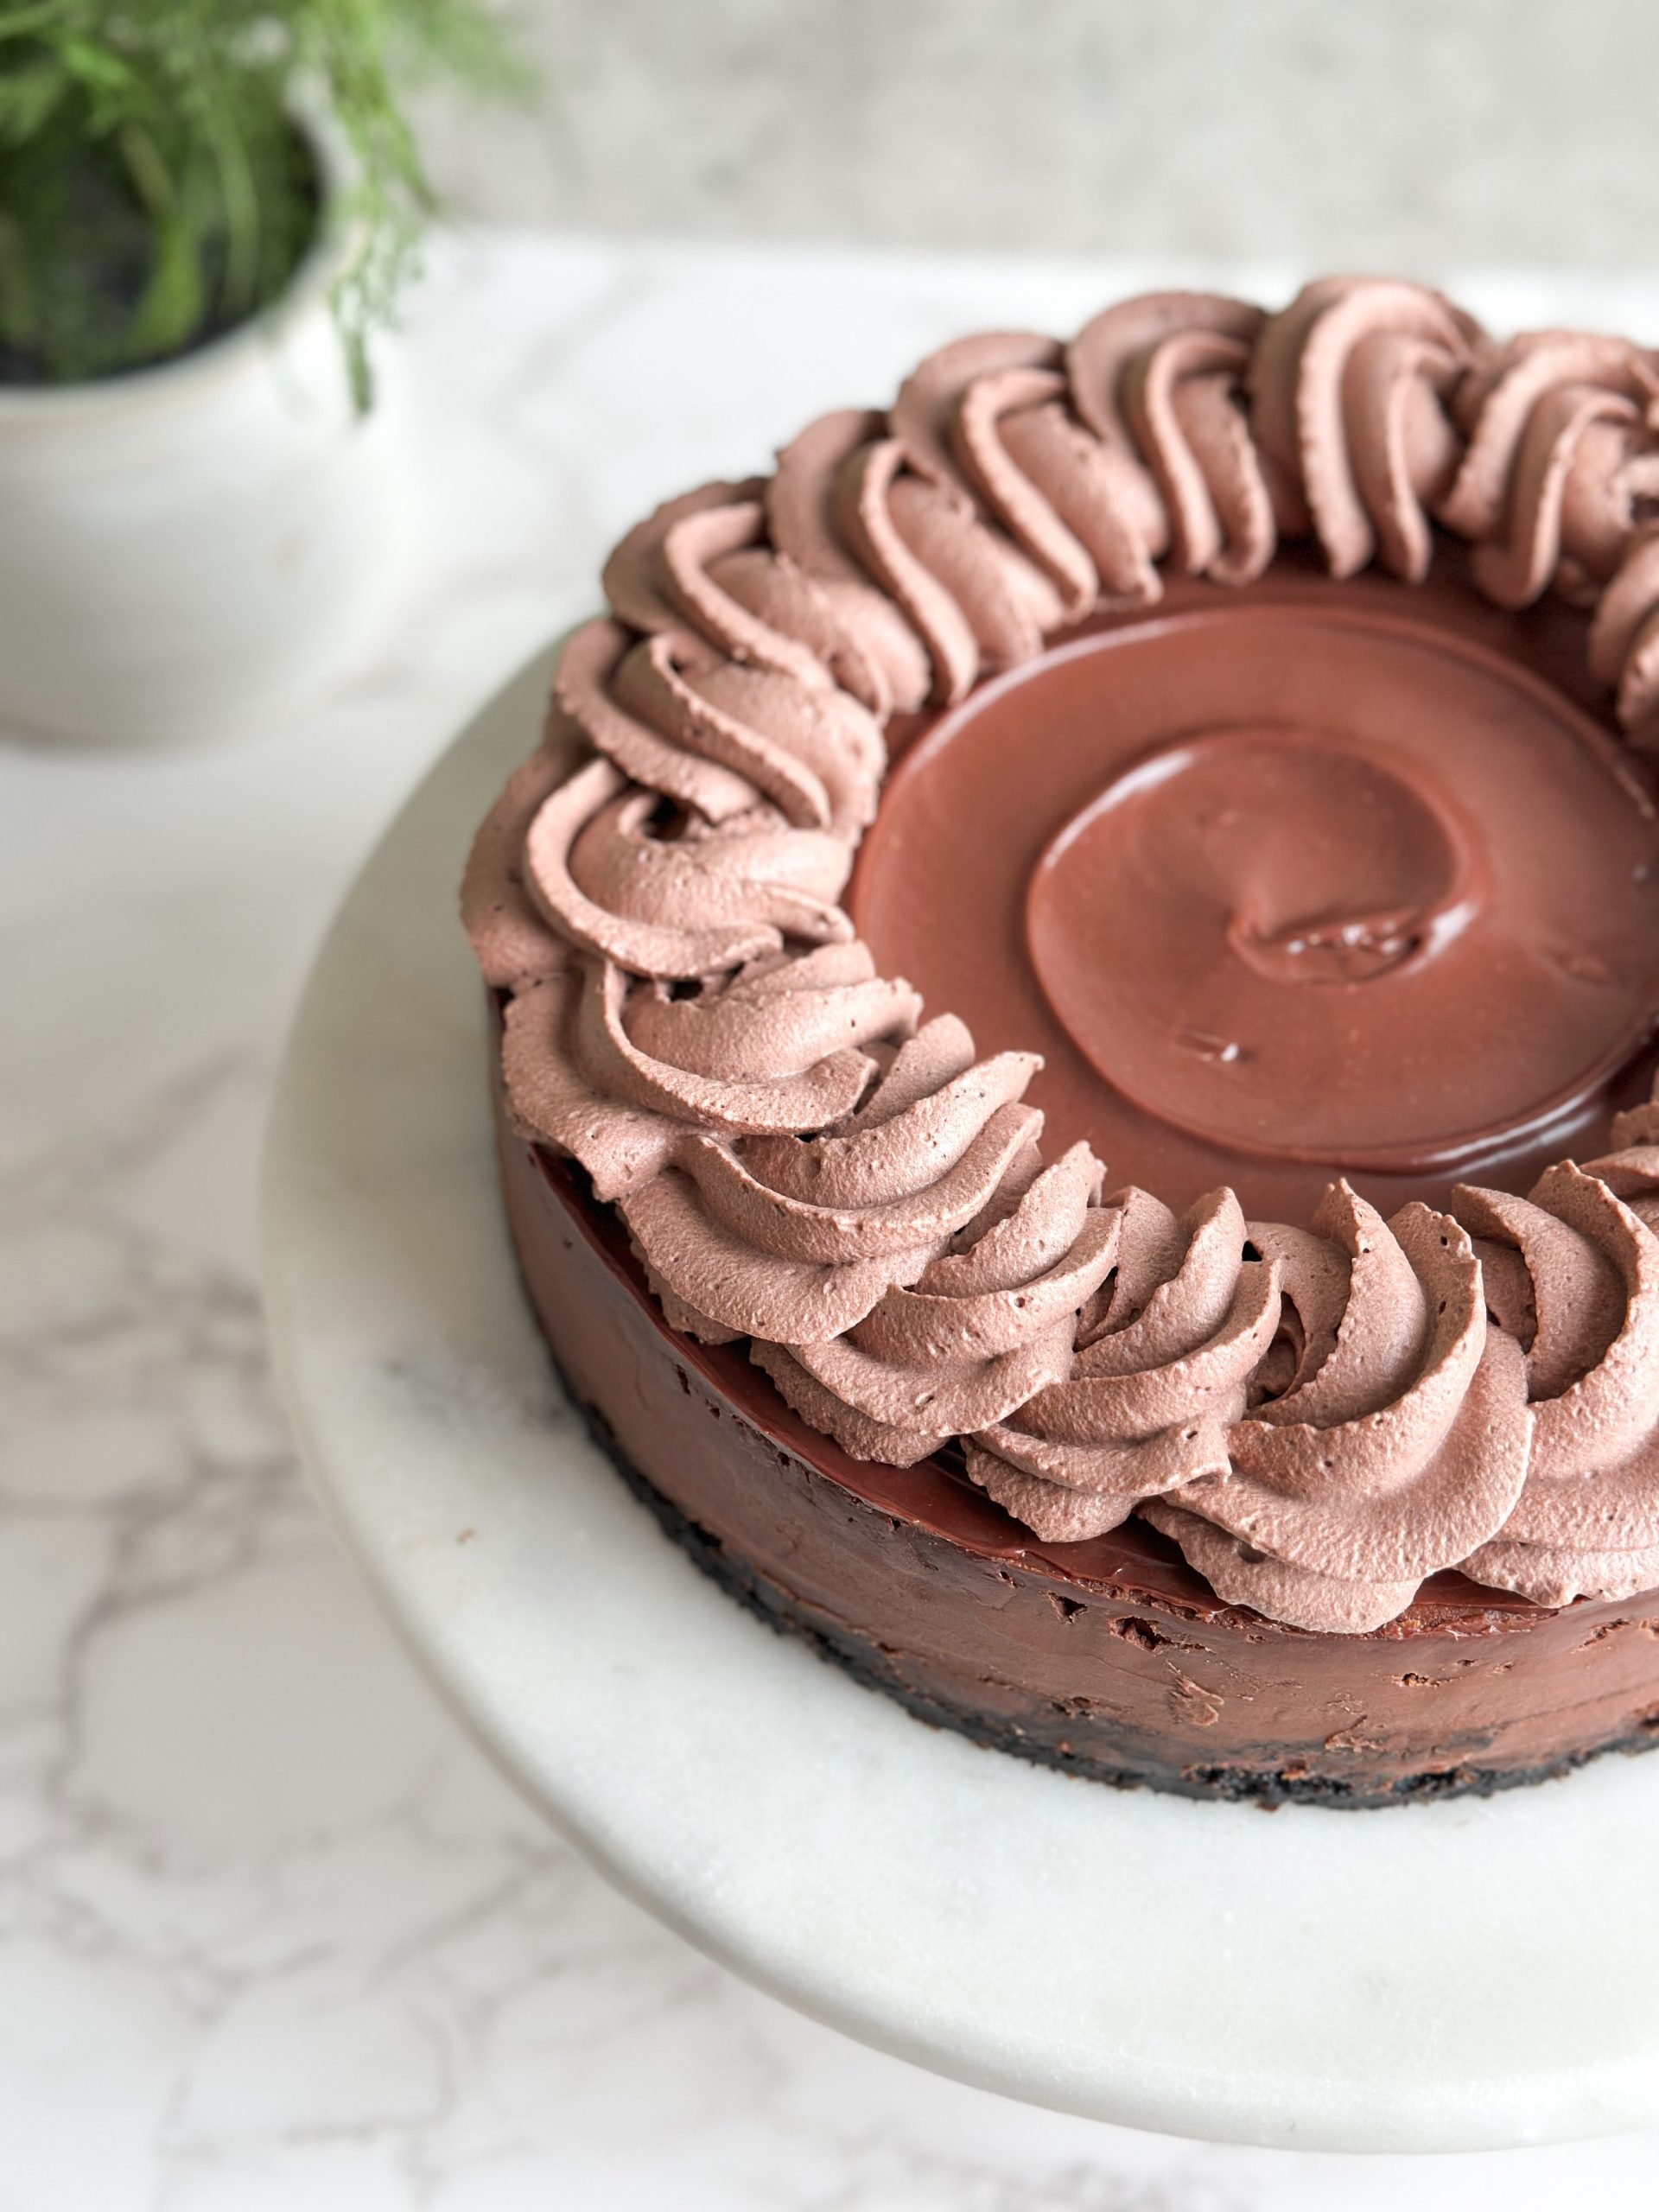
(0, 1, 517, 743)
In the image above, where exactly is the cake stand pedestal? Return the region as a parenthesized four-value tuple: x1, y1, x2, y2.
(264, 648, 1659, 2154)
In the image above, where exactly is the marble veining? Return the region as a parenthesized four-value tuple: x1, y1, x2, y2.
(5, 229, 1659, 2207)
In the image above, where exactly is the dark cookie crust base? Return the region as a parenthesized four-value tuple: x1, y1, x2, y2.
(494, 1061, 1659, 1810)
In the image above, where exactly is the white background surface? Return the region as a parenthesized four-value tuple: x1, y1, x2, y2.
(422, 1, 1659, 274)
(7, 228, 1659, 2207)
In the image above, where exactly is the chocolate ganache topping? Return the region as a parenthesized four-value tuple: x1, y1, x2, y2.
(464, 276, 1659, 1635)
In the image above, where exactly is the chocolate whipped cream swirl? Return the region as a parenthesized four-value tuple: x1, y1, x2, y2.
(466, 275, 1659, 1632)
(1144, 1188, 1533, 1633)
(963, 1187, 1282, 1543)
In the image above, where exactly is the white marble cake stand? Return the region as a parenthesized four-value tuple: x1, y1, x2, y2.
(264, 645, 1659, 2157)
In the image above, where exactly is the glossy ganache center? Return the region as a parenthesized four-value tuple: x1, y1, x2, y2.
(850, 582, 1659, 1219)
(1027, 722, 1490, 1163)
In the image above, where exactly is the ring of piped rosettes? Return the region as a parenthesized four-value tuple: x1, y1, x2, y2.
(464, 276, 1659, 1635)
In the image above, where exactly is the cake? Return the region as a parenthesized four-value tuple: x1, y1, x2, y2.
(463, 278, 1659, 1807)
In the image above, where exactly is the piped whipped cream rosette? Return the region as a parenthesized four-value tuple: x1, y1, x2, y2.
(466, 273, 1659, 1633)
(1440, 333, 1659, 611)
(1591, 524, 1659, 753)
(1453, 1161, 1659, 1608)
(499, 943, 918, 1199)
(1143, 1190, 1532, 1634)
(755, 1136, 1120, 1465)
(626, 1039, 1044, 1344)
(961, 1189, 1281, 1545)
(1249, 276, 1484, 582)
(1067, 293, 1278, 588)
(524, 755, 858, 978)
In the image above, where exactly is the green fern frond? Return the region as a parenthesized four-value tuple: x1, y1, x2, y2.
(0, 0, 524, 397)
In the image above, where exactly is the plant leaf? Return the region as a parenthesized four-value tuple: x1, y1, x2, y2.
(0, 0, 529, 391)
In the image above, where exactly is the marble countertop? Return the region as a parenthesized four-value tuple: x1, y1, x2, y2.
(5, 228, 1659, 2209)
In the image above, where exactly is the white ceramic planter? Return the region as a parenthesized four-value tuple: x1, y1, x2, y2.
(0, 179, 406, 747)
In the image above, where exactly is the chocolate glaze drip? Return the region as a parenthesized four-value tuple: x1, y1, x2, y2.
(463, 276, 1659, 1637)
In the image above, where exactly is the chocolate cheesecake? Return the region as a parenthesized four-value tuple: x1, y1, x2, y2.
(464, 279, 1659, 1805)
